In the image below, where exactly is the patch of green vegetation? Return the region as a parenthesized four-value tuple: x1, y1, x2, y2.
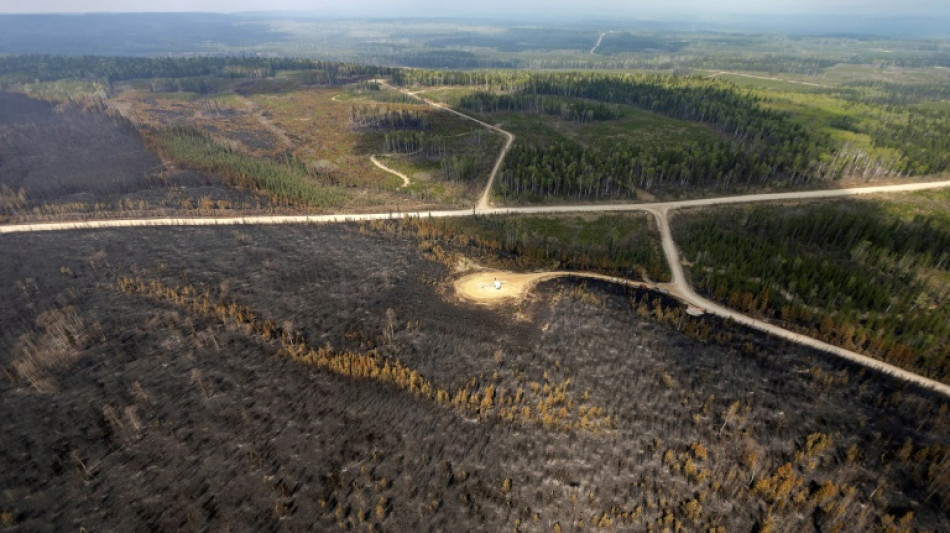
(414, 87, 482, 106)
(407, 213, 670, 281)
(484, 101, 722, 153)
(673, 194, 950, 383)
(208, 92, 242, 105)
(715, 73, 827, 92)
(757, 87, 950, 176)
(145, 91, 201, 101)
(151, 127, 350, 207)
(20, 79, 109, 101)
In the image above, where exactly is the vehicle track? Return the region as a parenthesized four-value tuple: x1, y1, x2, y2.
(705, 70, 827, 88)
(370, 155, 411, 188)
(589, 31, 610, 55)
(376, 79, 514, 210)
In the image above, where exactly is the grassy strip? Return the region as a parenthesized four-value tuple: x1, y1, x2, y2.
(151, 127, 348, 207)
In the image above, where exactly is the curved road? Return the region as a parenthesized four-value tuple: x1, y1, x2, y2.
(645, 205, 950, 397)
(377, 80, 515, 210)
(370, 155, 411, 188)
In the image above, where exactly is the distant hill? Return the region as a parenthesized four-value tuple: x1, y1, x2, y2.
(0, 13, 287, 56)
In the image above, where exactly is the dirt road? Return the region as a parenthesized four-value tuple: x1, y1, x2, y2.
(645, 204, 950, 397)
(590, 32, 607, 55)
(370, 155, 411, 188)
(4, 180, 949, 232)
(377, 79, 515, 210)
(705, 71, 826, 88)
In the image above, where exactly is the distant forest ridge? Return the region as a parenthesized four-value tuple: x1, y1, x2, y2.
(0, 13, 948, 60)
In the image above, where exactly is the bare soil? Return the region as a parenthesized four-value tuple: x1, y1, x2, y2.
(1, 225, 948, 531)
(454, 270, 561, 304)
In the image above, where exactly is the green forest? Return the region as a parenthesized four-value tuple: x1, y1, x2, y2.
(672, 193, 950, 383)
(395, 69, 950, 201)
(0, 55, 390, 86)
(363, 214, 670, 282)
(150, 127, 349, 207)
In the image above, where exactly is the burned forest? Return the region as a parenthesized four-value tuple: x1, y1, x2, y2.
(1, 225, 947, 531)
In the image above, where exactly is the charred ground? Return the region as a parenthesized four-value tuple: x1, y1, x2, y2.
(0, 91, 271, 222)
(1, 224, 947, 532)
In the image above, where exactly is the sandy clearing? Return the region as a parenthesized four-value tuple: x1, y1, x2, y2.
(454, 270, 641, 305)
(454, 271, 562, 304)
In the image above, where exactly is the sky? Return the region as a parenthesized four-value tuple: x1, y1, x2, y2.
(2, 0, 949, 18)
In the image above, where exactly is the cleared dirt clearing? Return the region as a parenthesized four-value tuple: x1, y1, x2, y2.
(454, 271, 560, 304)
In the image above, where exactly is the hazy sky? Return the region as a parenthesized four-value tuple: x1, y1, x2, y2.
(2, 0, 949, 18)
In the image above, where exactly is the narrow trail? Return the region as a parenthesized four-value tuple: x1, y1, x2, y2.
(590, 32, 607, 55)
(705, 71, 826, 88)
(370, 155, 411, 188)
(407, 86, 455, 96)
(234, 94, 295, 149)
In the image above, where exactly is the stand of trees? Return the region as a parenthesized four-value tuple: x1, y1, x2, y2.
(398, 71, 838, 200)
(351, 105, 430, 131)
(498, 137, 784, 200)
(867, 109, 950, 175)
(396, 69, 950, 199)
(0, 55, 391, 85)
(149, 126, 346, 207)
(361, 213, 670, 282)
(673, 199, 950, 383)
(457, 92, 620, 123)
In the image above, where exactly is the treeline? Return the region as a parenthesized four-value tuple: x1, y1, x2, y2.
(682, 54, 838, 75)
(390, 69, 533, 92)
(351, 105, 430, 131)
(457, 92, 621, 123)
(361, 213, 670, 282)
(521, 73, 826, 164)
(395, 71, 837, 197)
(144, 76, 231, 95)
(673, 200, 950, 383)
(867, 109, 950, 175)
(499, 136, 789, 200)
(0, 55, 390, 86)
(827, 81, 950, 106)
(149, 126, 346, 207)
